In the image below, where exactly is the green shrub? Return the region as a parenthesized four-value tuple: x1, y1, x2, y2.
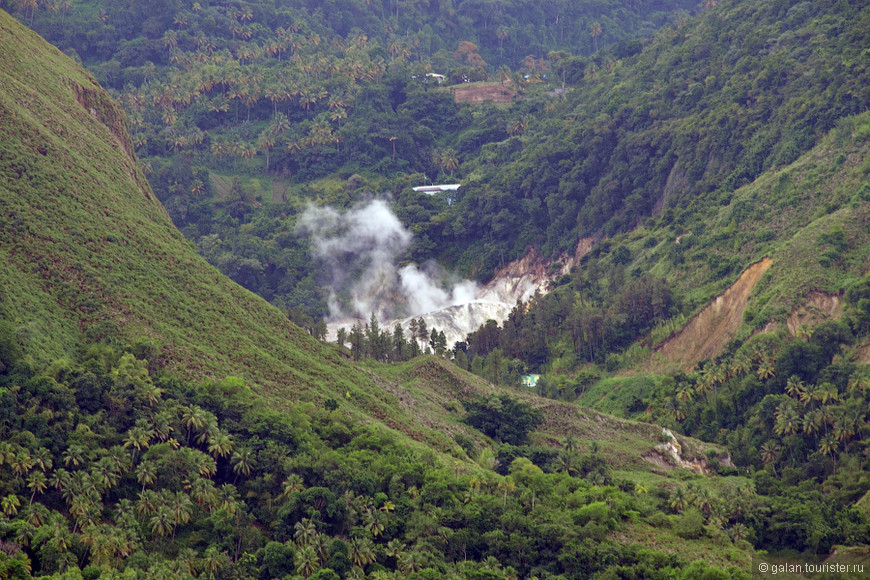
(675, 508, 707, 539)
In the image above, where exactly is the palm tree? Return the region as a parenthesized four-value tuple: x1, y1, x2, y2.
(177, 547, 200, 576)
(20, 0, 38, 26)
(10, 449, 34, 479)
(848, 373, 870, 394)
(819, 383, 839, 405)
(22, 503, 50, 527)
(802, 409, 823, 437)
(95, 457, 123, 490)
(675, 383, 694, 403)
(48, 468, 70, 492)
(564, 435, 579, 453)
(26, 471, 48, 505)
(162, 30, 179, 52)
(150, 505, 174, 537)
(135, 462, 157, 491)
(257, 132, 275, 173)
(728, 522, 749, 544)
(399, 550, 426, 574)
(31, 448, 52, 473)
(2, 494, 21, 516)
(551, 452, 571, 475)
(349, 537, 376, 568)
(312, 532, 329, 563)
(774, 400, 800, 436)
(757, 359, 776, 380)
(729, 354, 751, 378)
(363, 510, 385, 537)
(590, 21, 602, 53)
(668, 488, 687, 512)
(202, 546, 228, 575)
(136, 490, 162, 517)
(123, 425, 154, 461)
(151, 410, 175, 442)
(207, 430, 234, 459)
(294, 518, 318, 547)
(270, 112, 292, 136)
(440, 148, 459, 175)
(231, 448, 255, 481)
(785, 375, 805, 399)
(239, 142, 257, 165)
(169, 492, 193, 537)
(692, 487, 716, 517)
(106, 446, 131, 475)
(188, 476, 218, 511)
(497, 477, 516, 507)
(496, 25, 509, 50)
(295, 545, 320, 577)
(385, 538, 405, 558)
(217, 484, 240, 514)
(280, 473, 305, 501)
(181, 405, 208, 444)
(800, 383, 823, 407)
(759, 441, 780, 475)
(818, 434, 839, 474)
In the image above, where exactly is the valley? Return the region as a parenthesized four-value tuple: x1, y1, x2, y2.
(2, 0, 870, 578)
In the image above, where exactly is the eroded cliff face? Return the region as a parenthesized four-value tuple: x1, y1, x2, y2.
(655, 258, 773, 371)
(328, 238, 594, 348)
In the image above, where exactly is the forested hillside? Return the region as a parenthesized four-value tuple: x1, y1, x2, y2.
(0, 8, 765, 578)
(440, 0, 870, 270)
(0, 0, 703, 318)
(5, 0, 870, 575)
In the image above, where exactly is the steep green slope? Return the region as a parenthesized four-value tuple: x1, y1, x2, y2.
(0, 11, 767, 578)
(441, 0, 870, 273)
(0, 7, 727, 472)
(461, 107, 870, 389)
(0, 8, 344, 388)
(449, 114, 870, 559)
(1, 0, 709, 320)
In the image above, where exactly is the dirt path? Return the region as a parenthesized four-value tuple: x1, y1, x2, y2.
(656, 257, 773, 370)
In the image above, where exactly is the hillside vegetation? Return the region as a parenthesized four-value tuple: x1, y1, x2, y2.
(0, 0, 704, 319)
(0, 9, 766, 578)
(5, 0, 870, 575)
(441, 0, 870, 271)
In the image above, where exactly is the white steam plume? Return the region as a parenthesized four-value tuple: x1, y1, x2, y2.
(297, 200, 480, 321)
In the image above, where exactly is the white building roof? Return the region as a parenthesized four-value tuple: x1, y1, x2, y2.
(412, 184, 461, 194)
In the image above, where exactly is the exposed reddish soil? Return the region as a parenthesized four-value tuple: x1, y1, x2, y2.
(451, 81, 516, 104)
(786, 291, 844, 334)
(656, 257, 773, 371)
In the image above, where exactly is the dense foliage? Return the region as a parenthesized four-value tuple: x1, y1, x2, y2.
(5, 0, 870, 576)
(640, 275, 870, 554)
(0, 339, 753, 579)
(1, 0, 702, 316)
(438, 0, 870, 271)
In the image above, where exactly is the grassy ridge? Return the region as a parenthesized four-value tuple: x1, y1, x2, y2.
(0, 8, 418, 438)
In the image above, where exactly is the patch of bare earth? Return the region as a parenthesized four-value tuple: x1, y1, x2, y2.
(656, 257, 773, 371)
(786, 292, 844, 334)
(452, 81, 515, 104)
